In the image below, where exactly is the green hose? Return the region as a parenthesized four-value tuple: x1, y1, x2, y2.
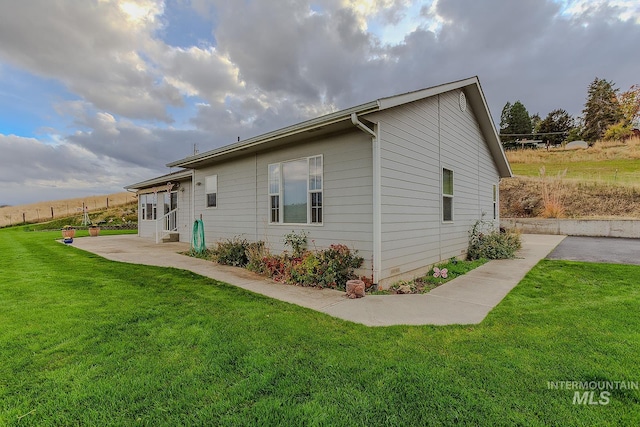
(192, 219, 206, 254)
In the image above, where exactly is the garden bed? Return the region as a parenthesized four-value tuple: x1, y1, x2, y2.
(377, 258, 488, 294)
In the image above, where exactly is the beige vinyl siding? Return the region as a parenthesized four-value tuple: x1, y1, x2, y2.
(439, 89, 498, 258)
(192, 130, 374, 273)
(195, 156, 258, 243)
(366, 89, 500, 283)
(137, 215, 156, 239)
(369, 96, 441, 280)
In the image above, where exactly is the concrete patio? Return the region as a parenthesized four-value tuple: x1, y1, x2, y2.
(69, 234, 565, 326)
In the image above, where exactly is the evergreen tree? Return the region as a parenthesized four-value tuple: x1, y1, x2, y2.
(582, 77, 622, 142)
(499, 102, 512, 142)
(531, 113, 542, 134)
(509, 101, 532, 135)
(499, 101, 532, 142)
(538, 109, 574, 145)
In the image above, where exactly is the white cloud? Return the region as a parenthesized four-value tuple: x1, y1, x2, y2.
(0, 0, 639, 205)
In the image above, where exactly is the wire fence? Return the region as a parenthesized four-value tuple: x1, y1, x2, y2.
(0, 192, 137, 228)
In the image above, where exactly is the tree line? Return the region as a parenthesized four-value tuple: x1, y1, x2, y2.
(500, 78, 640, 146)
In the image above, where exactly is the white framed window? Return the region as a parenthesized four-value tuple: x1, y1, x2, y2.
(493, 184, 498, 220)
(268, 164, 280, 223)
(140, 193, 156, 221)
(442, 168, 454, 222)
(268, 155, 323, 225)
(205, 175, 217, 208)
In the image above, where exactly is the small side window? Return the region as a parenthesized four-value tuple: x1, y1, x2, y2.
(442, 168, 453, 222)
(493, 184, 497, 220)
(205, 175, 217, 208)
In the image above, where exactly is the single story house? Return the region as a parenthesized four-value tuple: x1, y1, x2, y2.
(126, 76, 512, 287)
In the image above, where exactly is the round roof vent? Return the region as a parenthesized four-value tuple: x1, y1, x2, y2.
(459, 91, 467, 112)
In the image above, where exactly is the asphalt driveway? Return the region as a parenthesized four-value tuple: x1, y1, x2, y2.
(546, 236, 640, 265)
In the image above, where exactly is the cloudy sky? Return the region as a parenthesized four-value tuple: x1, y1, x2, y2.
(0, 0, 638, 205)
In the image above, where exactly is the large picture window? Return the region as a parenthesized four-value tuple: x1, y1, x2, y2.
(442, 168, 454, 222)
(269, 155, 323, 224)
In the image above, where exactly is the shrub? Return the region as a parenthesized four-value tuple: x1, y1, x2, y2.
(193, 234, 364, 291)
(245, 241, 268, 274)
(468, 220, 521, 260)
(283, 230, 308, 257)
(259, 244, 364, 291)
(261, 254, 293, 283)
(211, 237, 250, 267)
(603, 121, 633, 141)
(184, 248, 213, 260)
(313, 244, 364, 290)
(289, 251, 321, 286)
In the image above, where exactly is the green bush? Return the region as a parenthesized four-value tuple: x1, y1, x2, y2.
(603, 121, 633, 141)
(195, 235, 364, 290)
(255, 244, 364, 290)
(245, 241, 268, 273)
(184, 248, 214, 260)
(283, 230, 308, 257)
(468, 221, 521, 260)
(211, 237, 250, 267)
(288, 244, 364, 290)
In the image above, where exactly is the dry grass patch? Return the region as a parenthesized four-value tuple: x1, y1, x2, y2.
(539, 166, 567, 218)
(501, 176, 640, 218)
(506, 137, 640, 164)
(0, 192, 136, 227)
(502, 137, 640, 218)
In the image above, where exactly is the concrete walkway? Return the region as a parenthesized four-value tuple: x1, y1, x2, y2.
(69, 234, 565, 326)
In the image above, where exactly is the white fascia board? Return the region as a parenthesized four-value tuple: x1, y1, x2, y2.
(124, 169, 193, 190)
(377, 77, 480, 111)
(167, 101, 380, 168)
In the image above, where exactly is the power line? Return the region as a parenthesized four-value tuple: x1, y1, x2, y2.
(500, 131, 568, 137)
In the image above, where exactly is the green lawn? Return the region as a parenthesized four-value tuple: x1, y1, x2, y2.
(1, 228, 639, 426)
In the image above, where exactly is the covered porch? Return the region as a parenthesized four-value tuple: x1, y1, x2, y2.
(125, 169, 193, 244)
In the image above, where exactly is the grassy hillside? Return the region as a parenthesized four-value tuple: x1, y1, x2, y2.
(501, 138, 640, 218)
(0, 192, 136, 228)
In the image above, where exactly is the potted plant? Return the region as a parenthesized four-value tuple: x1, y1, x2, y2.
(61, 225, 76, 238)
(89, 224, 100, 237)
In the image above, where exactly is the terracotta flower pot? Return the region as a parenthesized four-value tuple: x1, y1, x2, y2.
(89, 226, 100, 237)
(62, 228, 76, 238)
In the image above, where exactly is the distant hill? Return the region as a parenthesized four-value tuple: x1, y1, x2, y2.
(501, 138, 640, 218)
(0, 192, 136, 228)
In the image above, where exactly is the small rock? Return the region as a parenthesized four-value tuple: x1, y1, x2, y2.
(396, 284, 413, 294)
(346, 279, 365, 299)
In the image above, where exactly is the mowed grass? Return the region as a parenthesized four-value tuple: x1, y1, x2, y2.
(506, 138, 640, 187)
(509, 158, 640, 186)
(1, 228, 639, 426)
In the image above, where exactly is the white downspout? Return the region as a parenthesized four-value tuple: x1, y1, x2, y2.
(351, 113, 381, 286)
(191, 169, 196, 250)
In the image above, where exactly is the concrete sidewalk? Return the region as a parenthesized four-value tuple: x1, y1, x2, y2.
(69, 234, 565, 326)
